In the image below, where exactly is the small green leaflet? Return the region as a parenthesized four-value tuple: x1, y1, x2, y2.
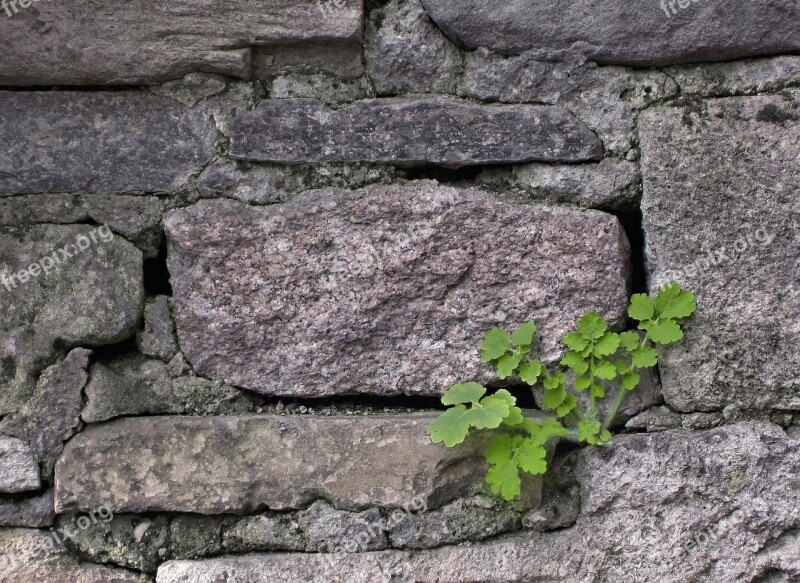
(429, 388, 513, 446)
(519, 360, 543, 385)
(496, 352, 522, 379)
(628, 293, 655, 321)
(577, 312, 607, 340)
(441, 382, 486, 405)
(428, 405, 473, 447)
(594, 361, 617, 380)
(619, 331, 640, 351)
(631, 346, 658, 368)
(563, 331, 590, 352)
(511, 321, 536, 346)
(480, 328, 511, 362)
(640, 319, 683, 345)
(593, 332, 621, 357)
(486, 457, 521, 500)
(543, 385, 566, 410)
(561, 351, 589, 374)
(654, 283, 696, 320)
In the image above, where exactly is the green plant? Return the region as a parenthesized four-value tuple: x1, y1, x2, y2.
(428, 282, 696, 501)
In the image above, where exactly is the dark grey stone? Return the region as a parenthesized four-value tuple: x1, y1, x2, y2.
(136, 297, 179, 362)
(0, 92, 216, 195)
(0, 491, 54, 528)
(0, 437, 40, 494)
(421, 0, 800, 66)
(230, 98, 604, 165)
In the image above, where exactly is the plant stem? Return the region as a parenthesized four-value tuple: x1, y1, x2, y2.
(602, 387, 627, 429)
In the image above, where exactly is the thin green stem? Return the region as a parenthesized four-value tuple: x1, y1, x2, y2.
(602, 387, 627, 430)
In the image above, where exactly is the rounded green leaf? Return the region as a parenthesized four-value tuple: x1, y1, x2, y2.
(628, 293, 655, 321)
(428, 405, 473, 447)
(560, 351, 589, 374)
(577, 312, 607, 340)
(480, 328, 512, 362)
(441, 382, 486, 406)
(519, 360, 544, 385)
(511, 321, 537, 346)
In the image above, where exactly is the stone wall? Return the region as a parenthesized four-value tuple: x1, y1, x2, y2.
(0, 1, 798, 581)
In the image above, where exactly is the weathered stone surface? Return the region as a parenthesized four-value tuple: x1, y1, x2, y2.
(197, 161, 287, 205)
(252, 42, 364, 80)
(1, 349, 91, 478)
(149, 73, 227, 107)
(0, 528, 150, 582)
(461, 49, 677, 155)
(170, 515, 225, 560)
(0, 0, 362, 85)
(157, 422, 800, 583)
(269, 73, 374, 104)
(387, 496, 520, 549)
(366, 0, 462, 95)
(626, 406, 724, 432)
(82, 355, 260, 424)
(136, 297, 179, 362)
(0, 224, 142, 410)
(0, 93, 216, 195)
(421, 0, 800, 66)
(0, 195, 164, 258)
(0, 437, 40, 494)
(230, 99, 604, 165)
(0, 491, 54, 528)
(640, 94, 800, 412)
(666, 56, 800, 97)
(165, 184, 629, 397)
(478, 158, 641, 210)
(55, 413, 538, 514)
(58, 514, 170, 574)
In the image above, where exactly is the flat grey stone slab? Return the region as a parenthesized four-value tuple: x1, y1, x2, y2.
(230, 98, 604, 165)
(54, 413, 539, 514)
(165, 184, 629, 397)
(0, 0, 362, 85)
(421, 0, 800, 66)
(0, 437, 40, 494)
(0, 92, 216, 195)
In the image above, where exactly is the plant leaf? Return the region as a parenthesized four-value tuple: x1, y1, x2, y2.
(486, 458, 521, 501)
(594, 332, 621, 357)
(480, 328, 511, 362)
(655, 283, 696, 320)
(594, 361, 618, 380)
(496, 353, 522, 379)
(577, 312, 607, 340)
(468, 395, 510, 429)
(516, 438, 548, 475)
(563, 331, 590, 352)
(519, 360, 544, 385)
(428, 405, 473, 447)
(622, 371, 641, 391)
(543, 385, 566, 410)
(511, 321, 536, 346)
(628, 293, 655, 321)
(441, 382, 486, 406)
(642, 319, 684, 345)
(561, 351, 589, 374)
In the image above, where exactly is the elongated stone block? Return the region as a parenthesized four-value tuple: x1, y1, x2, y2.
(640, 93, 800, 412)
(230, 98, 604, 165)
(54, 413, 542, 514)
(0, 0, 362, 85)
(165, 184, 629, 397)
(156, 422, 800, 583)
(0, 92, 216, 195)
(421, 0, 800, 66)
(0, 437, 39, 494)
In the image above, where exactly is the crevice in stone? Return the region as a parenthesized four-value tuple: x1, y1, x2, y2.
(400, 165, 483, 184)
(143, 239, 172, 296)
(87, 338, 140, 363)
(613, 206, 648, 295)
(0, 84, 147, 92)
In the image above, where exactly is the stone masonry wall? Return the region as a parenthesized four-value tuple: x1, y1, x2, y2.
(0, 1, 799, 582)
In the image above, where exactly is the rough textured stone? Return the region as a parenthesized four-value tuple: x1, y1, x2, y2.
(252, 42, 364, 80)
(366, 0, 463, 95)
(1, 349, 91, 478)
(640, 94, 800, 412)
(478, 158, 641, 211)
(461, 49, 677, 155)
(165, 184, 629, 397)
(0, 0, 362, 85)
(230, 99, 604, 165)
(0, 491, 55, 528)
(0, 528, 150, 582)
(625, 405, 684, 432)
(149, 73, 227, 107)
(0, 194, 164, 258)
(268, 73, 374, 104)
(157, 422, 800, 583)
(136, 297, 179, 362)
(0, 92, 216, 195)
(387, 496, 520, 549)
(170, 516, 224, 560)
(197, 161, 287, 205)
(58, 514, 170, 574)
(82, 355, 260, 424)
(666, 56, 800, 97)
(54, 413, 544, 514)
(0, 437, 40, 494)
(223, 513, 307, 553)
(421, 0, 800, 66)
